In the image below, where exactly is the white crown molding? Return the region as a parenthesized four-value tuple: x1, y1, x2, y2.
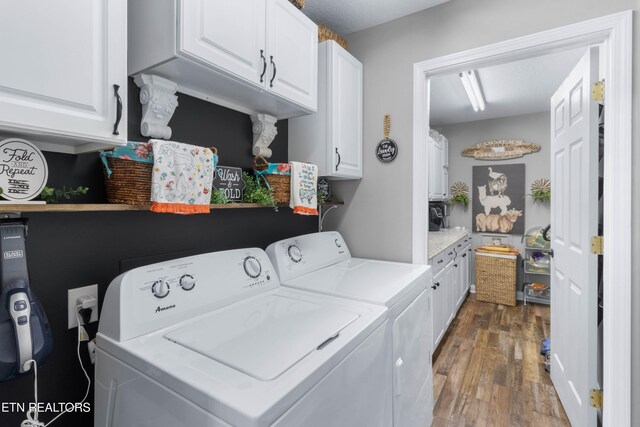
(251, 114, 278, 158)
(134, 74, 178, 140)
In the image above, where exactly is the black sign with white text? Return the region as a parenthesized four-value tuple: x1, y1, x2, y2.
(211, 165, 246, 202)
(376, 139, 398, 163)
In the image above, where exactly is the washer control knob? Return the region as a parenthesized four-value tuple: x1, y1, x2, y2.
(152, 280, 170, 298)
(335, 239, 342, 248)
(288, 244, 303, 263)
(179, 274, 196, 291)
(243, 256, 262, 278)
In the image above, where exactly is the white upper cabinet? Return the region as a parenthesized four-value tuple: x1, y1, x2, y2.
(0, 0, 127, 154)
(266, 0, 317, 109)
(428, 129, 449, 200)
(289, 41, 363, 179)
(181, 0, 266, 85)
(129, 0, 317, 119)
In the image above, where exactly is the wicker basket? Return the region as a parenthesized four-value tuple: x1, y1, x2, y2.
(318, 24, 348, 50)
(289, 0, 304, 9)
(475, 250, 517, 306)
(253, 157, 290, 205)
(102, 157, 152, 204)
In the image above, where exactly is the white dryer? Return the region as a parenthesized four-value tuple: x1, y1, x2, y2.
(266, 231, 433, 427)
(95, 248, 392, 427)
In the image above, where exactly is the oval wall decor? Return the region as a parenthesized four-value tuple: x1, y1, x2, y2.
(461, 139, 541, 160)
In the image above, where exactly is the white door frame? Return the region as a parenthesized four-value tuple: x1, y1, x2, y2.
(412, 11, 632, 427)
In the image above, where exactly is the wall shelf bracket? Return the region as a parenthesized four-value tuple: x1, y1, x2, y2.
(251, 114, 278, 158)
(134, 74, 179, 140)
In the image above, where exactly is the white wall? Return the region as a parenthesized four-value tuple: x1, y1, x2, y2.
(439, 112, 551, 231)
(322, 0, 640, 421)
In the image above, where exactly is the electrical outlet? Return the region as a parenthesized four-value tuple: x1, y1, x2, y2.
(67, 284, 99, 329)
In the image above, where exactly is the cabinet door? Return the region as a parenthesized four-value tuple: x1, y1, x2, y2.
(431, 138, 443, 200)
(442, 166, 449, 199)
(392, 291, 431, 426)
(180, 0, 266, 86)
(266, 0, 317, 110)
(0, 0, 127, 146)
(445, 264, 456, 326)
(432, 271, 445, 349)
(328, 43, 363, 179)
(427, 139, 435, 199)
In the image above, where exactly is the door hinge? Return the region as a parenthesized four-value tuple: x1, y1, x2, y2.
(591, 236, 604, 255)
(592, 80, 605, 102)
(590, 388, 603, 409)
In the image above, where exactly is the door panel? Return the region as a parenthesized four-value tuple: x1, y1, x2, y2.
(550, 46, 599, 427)
(330, 44, 363, 178)
(180, 0, 266, 86)
(266, 0, 317, 109)
(392, 290, 431, 426)
(432, 270, 445, 349)
(0, 0, 127, 142)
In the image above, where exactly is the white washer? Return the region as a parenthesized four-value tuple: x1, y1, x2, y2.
(95, 248, 392, 427)
(267, 231, 433, 427)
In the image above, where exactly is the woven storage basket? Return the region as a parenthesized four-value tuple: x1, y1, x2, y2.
(475, 250, 517, 306)
(318, 24, 348, 50)
(102, 157, 152, 205)
(289, 0, 304, 9)
(253, 156, 290, 205)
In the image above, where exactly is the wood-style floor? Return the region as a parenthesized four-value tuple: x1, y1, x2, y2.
(432, 295, 569, 427)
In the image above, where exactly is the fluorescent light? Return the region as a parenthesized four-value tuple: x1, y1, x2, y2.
(459, 70, 485, 112)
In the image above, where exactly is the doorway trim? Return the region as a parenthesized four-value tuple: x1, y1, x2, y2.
(412, 11, 632, 426)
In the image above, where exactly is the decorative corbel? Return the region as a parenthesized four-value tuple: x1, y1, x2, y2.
(134, 74, 179, 140)
(251, 114, 278, 158)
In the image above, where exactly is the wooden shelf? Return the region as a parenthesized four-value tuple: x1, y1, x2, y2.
(0, 201, 344, 213)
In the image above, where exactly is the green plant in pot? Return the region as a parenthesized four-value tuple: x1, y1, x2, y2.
(37, 186, 89, 204)
(529, 178, 551, 203)
(242, 172, 277, 209)
(448, 182, 470, 209)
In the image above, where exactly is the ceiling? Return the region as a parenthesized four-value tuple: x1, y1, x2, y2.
(300, 0, 449, 35)
(430, 48, 587, 126)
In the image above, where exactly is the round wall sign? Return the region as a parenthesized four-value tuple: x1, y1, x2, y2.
(0, 138, 48, 201)
(317, 177, 332, 202)
(376, 138, 398, 163)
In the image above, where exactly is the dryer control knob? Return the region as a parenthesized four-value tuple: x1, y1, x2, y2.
(243, 256, 262, 278)
(179, 274, 196, 291)
(287, 244, 303, 263)
(152, 280, 170, 298)
(335, 239, 342, 248)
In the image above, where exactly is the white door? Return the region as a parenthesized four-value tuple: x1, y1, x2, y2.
(392, 290, 431, 426)
(180, 0, 266, 86)
(266, 0, 317, 110)
(550, 46, 599, 427)
(329, 43, 363, 179)
(0, 0, 127, 144)
(445, 263, 456, 325)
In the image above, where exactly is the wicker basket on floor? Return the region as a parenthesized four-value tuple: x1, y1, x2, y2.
(253, 156, 291, 204)
(102, 157, 152, 205)
(475, 250, 517, 306)
(318, 24, 348, 50)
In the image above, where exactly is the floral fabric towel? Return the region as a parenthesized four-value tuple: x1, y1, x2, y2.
(150, 140, 217, 214)
(289, 161, 318, 216)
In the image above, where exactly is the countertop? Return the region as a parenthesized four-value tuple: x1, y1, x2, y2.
(428, 228, 471, 259)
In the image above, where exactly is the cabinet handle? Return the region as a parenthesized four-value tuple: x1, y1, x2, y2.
(335, 148, 341, 171)
(269, 56, 277, 88)
(431, 285, 437, 290)
(448, 252, 453, 256)
(259, 50, 267, 83)
(454, 264, 458, 268)
(112, 84, 122, 135)
(462, 253, 467, 258)
(436, 282, 440, 287)
(437, 260, 443, 264)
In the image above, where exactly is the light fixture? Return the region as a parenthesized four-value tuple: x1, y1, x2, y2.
(459, 70, 485, 112)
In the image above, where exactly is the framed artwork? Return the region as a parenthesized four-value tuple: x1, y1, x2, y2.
(472, 164, 525, 235)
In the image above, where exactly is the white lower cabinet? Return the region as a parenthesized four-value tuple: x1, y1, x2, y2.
(430, 235, 471, 350)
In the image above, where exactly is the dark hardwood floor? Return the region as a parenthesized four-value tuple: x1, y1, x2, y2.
(432, 295, 569, 427)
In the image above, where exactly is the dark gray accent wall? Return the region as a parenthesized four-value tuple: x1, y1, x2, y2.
(0, 79, 316, 426)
